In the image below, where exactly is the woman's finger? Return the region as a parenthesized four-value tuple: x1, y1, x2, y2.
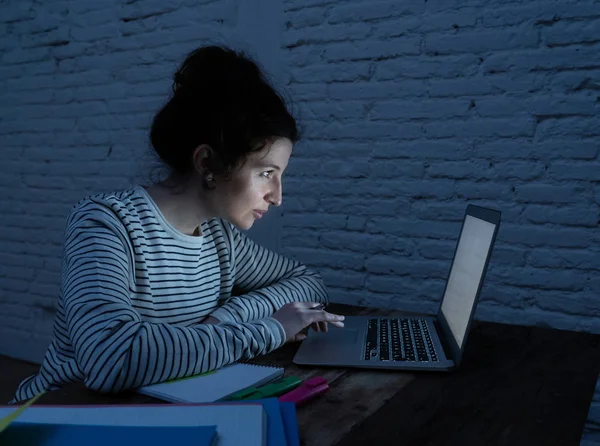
(311, 321, 330, 332)
(292, 332, 307, 342)
(329, 320, 345, 328)
(323, 311, 344, 323)
(296, 301, 326, 310)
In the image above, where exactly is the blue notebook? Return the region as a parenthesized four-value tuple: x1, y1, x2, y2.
(256, 398, 287, 446)
(279, 402, 300, 446)
(0, 404, 264, 446)
(241, 398, 299, 446)
(0, 423, 218, 446)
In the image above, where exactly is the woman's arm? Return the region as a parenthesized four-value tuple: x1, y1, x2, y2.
(209, 220, 329, 324)
(62, 206, 286, 393)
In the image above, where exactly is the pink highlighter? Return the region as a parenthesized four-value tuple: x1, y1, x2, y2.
(278, 376, 329, 406)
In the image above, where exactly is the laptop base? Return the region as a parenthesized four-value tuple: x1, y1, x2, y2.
(293, 316, 455, 372)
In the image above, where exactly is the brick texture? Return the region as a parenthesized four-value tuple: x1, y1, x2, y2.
(0, 0, 270, 360)
(280, 0, 600, 334)
(279, 2, 600, 440)
(0, 0, 599, 438)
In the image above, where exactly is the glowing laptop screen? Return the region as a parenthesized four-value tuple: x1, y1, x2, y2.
(440, 215, 496, 349)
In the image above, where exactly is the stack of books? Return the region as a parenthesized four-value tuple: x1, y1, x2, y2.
(0, 363, 302, 446)
(0, 398, 299, 446)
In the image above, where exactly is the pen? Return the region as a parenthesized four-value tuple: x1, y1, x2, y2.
(278, 376, 329, 406)
(225, 376, 302, 401)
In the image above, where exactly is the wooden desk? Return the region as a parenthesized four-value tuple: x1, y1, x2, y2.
(6, 304, 600, 445)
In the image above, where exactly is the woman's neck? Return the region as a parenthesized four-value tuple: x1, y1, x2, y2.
(144, 181, 213, 236)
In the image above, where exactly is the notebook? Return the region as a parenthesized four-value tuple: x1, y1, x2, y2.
(138, 363, 284, 403)
(252, 399, 288, 446)
(0, 404, 266, 446)
(1, 423, 218, 446)
(279, 402, 300, 446)
(229, 398, 299, 446)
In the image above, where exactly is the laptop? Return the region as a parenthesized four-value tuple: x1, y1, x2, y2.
(293, 204, 501, 372)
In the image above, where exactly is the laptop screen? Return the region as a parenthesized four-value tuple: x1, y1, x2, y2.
(440, 214, 497, 349)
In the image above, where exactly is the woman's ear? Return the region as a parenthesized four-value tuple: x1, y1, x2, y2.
(192, 144, 217, 190)
(192, 144, 213, 174)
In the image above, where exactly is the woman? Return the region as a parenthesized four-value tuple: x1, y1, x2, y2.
(12, 45, 344, 403)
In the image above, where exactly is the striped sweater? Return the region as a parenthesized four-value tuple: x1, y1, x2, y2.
(12, 186, 328, 403)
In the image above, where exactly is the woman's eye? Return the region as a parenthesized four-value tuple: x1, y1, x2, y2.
(261, 171, 273, 179)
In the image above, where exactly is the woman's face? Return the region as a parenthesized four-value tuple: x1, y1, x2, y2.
(212, 137, 293, 230)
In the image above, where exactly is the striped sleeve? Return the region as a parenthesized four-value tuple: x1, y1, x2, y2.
(62, 204, 286, 393)
(210, 220, 329, 324)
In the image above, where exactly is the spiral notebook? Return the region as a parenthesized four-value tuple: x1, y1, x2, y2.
(138, 363, 284, 403)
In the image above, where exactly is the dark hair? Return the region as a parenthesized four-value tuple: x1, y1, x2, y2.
(150, 45, 298, 188)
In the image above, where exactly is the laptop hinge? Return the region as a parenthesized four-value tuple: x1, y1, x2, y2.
(433, 318, 454, 362)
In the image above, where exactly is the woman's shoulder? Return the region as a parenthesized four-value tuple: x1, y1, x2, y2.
(67, 186, 148, 226)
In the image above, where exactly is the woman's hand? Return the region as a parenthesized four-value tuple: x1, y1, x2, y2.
(272, 302, 345, 342)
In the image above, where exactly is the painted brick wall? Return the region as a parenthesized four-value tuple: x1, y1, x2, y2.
(280, 0, 600, 333)
(278, 3, 600, 440)
(0, 0, 599, 440)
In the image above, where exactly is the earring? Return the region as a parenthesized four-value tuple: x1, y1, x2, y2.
(203, 173, 216, 190)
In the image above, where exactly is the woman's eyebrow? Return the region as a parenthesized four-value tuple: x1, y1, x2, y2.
(256, 162, 281, 171)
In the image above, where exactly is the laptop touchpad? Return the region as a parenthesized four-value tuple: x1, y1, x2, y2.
(317, 328, 359, 344)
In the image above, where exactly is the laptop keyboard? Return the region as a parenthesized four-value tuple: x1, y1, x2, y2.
(364, 318, 439, 362)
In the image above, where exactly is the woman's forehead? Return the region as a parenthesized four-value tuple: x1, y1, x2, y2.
(249, 138, 293, 166)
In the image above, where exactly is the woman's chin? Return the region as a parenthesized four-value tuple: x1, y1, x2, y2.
(229, 215, 255, 231)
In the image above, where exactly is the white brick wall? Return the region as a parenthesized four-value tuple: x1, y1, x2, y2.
(279, 0, 600, 334)
(277, 2, 600, 441)
(0, 0, 598, 440)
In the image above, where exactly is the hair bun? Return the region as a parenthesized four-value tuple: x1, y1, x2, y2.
(150, 44, 298, 180)
(172, 46, 261, 96)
